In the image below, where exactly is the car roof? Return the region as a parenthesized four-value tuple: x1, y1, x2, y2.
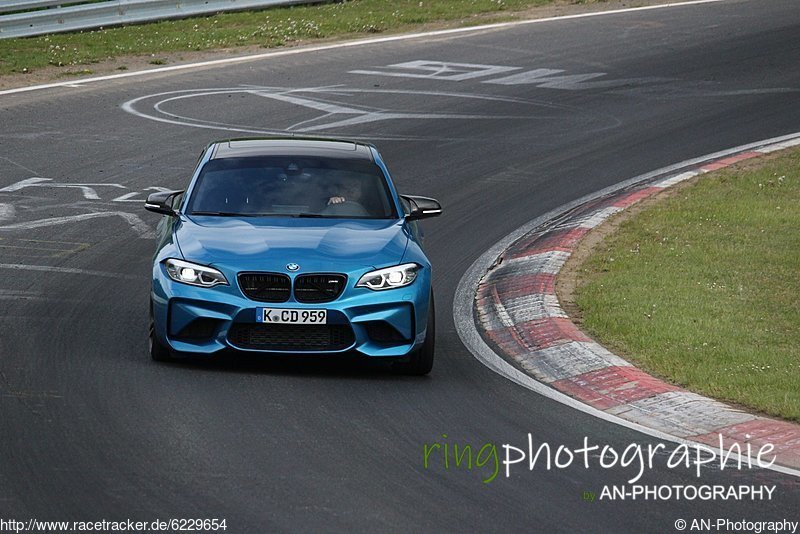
(209, 137, 375, 160)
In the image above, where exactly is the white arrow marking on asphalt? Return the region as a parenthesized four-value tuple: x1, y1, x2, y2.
(0, 177, 52, 192)
(41, 184, 103, 200)
(484, 69, 671, 90)
(485, 68, 607, 89)
(0, 178, 127, 200)
(249, 90, 365, 115)
(349, 61, 663, 91)
(38, 183, 127, 200)
(350, 60, 520, 81)
(250, 89, 527, 132)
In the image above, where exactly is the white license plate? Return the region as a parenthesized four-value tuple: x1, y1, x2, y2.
(257, 308, 327, 324)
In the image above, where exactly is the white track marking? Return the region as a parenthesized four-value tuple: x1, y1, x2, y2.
(485, 69, 606, 89)
(0, 263, 142, 280)
(30, 183, 125, 200)
(350, 60, 520, 81)
(251, 90, 367, 115)
(0, 179, 126, 200)
(0, 211, 154, 238)
(0, 0, 726, 97)
(0, 177, 51, 192)
(0, 203, 15, 222)
(123, 86, 559, 138)
(112, 186, 171, 202)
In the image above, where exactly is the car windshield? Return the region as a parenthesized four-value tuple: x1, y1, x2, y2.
(186, 156, 398, 219)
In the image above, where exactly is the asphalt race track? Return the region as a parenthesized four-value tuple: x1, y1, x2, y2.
(1, 1, 799, 530)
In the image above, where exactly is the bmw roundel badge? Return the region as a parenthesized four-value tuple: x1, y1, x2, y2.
(286, 263, 300, 272)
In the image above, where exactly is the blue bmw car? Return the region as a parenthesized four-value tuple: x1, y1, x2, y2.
(145, 138, 442, 374)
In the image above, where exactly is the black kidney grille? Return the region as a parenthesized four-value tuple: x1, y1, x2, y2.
(228, 323, 355, 351)
(238, 272, 291, 302)
(294, 274, 347, 303)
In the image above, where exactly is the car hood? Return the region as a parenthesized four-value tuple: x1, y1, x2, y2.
(175, 216, 409, 272)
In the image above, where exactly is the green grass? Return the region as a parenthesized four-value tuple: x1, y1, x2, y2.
(0, 0, 580, 76)
(574, 148, 800, 422)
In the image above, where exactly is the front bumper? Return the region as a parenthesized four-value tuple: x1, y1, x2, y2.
(151, 264, 431, 358)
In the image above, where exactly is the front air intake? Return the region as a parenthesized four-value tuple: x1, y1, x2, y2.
(228, 323, 355, 351)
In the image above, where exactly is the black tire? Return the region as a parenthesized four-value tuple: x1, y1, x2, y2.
(149, 315, 174, 362)
(394, 293, 435, 376)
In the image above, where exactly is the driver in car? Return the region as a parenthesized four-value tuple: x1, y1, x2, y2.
(327, 175, 363, 206)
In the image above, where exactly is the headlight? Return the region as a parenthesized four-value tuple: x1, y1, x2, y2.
(356, 263, 420, 291)
(164, 258, 228, 287)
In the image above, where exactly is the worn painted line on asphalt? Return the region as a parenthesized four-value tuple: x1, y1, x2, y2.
(0, 203, 14, 222)
(0, 263, 144, 280)
(0, 177, 50, 192)
(0, 211, 155, 238)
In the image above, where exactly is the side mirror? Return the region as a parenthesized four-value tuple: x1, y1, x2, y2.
(144, 190, 184, 216)
(400, 195, 442, 221)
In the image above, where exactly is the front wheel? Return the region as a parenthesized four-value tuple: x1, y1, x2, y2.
(394, 293, 435, 376)
(149, 316, 174, 362)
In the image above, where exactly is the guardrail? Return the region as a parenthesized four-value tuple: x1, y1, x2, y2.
(0, 0, 325, 39)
